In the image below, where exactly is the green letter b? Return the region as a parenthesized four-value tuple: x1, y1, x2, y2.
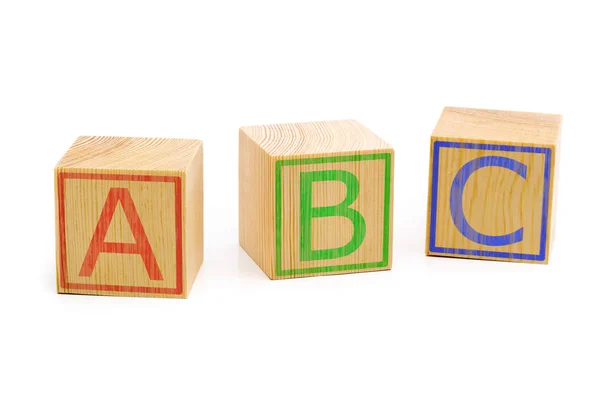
(299, 170, 366, 261)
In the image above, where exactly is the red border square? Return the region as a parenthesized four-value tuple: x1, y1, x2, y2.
(57, 172, 183, 295)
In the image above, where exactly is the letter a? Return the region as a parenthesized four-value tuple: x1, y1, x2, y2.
(79, 187, 163, 280)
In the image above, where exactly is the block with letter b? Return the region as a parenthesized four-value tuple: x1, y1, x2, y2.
(426, 107, 561, 263)
(55, 136, 203, 298)
(239, 120, 394, 279)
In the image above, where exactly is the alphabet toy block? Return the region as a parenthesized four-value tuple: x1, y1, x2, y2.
(239, 120, 394, 279)
(55, 136, 203, 298)
(426, 107, 561, 263)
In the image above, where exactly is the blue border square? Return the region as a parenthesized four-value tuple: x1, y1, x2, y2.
(429, 141, 552, 261)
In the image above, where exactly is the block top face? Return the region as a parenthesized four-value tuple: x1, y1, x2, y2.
(240, 120, 392, 156)
(433, 107, 561, 145)
(56, 136, 203, 171)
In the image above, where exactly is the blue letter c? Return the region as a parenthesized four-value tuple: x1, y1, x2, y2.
(449, 156, 527, 246)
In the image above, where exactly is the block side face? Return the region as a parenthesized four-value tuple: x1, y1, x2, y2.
(184, 144, 204, 296)
(56, 167, 185, 297)
(427, 138, 553, 263)
(274, 150, 393, 278)
(239, 130, 275, 279)
(240, 120, 392, 157)
(56, 136, 203, 171)
(434, 107, 562, 146)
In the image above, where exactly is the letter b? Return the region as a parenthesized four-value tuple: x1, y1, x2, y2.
(299, 170, 366, 261)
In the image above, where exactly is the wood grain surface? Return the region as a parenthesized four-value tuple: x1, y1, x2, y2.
(240, 120, 394, 279)
(55, 136, 203, 298)
(426, 107, 561, 263)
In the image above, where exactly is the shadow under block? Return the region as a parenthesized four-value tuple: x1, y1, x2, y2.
(426, 107, 562, 264)
(55, 136, 204, 298)
(239, 120, 394, 279)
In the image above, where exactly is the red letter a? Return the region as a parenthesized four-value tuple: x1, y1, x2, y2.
(79, 187, 163, 280)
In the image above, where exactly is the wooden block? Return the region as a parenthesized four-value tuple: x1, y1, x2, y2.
(239, 120, 394, 279)
(55, 136, 203, 298)
(426, 107, 561, 263)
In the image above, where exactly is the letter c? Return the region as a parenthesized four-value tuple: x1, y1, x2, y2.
(449, 156, 527, 246)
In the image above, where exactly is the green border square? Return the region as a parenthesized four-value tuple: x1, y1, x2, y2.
(275, 152, 392, 277)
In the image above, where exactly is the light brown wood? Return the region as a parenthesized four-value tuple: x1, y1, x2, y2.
(426, 107, 561, 263)
(55, 136, 203, 298)
(432, 107, 562, 145)
(242, 120, 391, 156)
(239, 120, 394, 279)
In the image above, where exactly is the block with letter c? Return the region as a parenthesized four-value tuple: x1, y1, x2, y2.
(426, 107, 561, 263)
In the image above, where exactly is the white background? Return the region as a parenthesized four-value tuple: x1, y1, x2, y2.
(1, 1, 599, 399)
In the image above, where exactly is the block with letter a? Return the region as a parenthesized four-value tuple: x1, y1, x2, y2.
(55, 136, 203, 298)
